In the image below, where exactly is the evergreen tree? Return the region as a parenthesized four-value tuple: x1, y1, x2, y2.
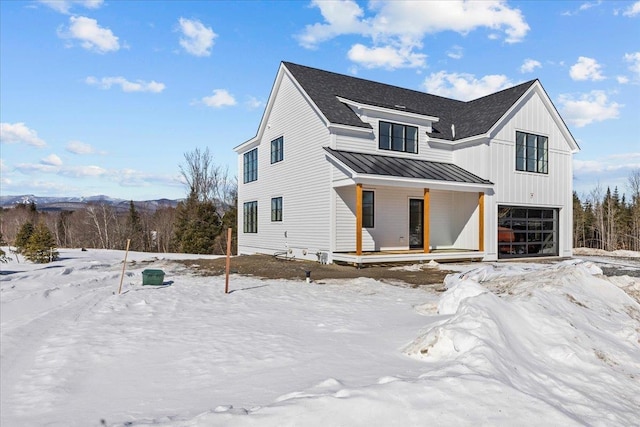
(126, 200, 144, 251)
(23, 222, 59, 263)
(173, 192, 221, 254)
(0, 232, 10, 263)
(15, 222, 35, 253)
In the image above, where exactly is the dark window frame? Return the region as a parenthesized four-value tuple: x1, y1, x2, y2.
(243, 201, 258, 233)
(271, 136, 284, 164)
(379, 121, 418, 154)
(271, 197, 283, 222)
(362, 190, 374, 228)
(516, 131, 548, 174)
(243, 148, 258, 183)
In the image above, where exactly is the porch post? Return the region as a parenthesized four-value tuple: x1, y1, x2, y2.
(479, 192, 485, 252)
(356, 183, 363, 255)
(424, 188, 430, 253)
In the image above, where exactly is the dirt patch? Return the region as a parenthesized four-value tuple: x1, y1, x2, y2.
(175, 254, 455, 288)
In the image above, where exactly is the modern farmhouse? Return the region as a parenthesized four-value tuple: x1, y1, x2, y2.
(235, 62, 579, 264)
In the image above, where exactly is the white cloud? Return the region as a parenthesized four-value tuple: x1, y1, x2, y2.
(617, 76, 630, 84)
(41, 154, 63, 166)
(38, 0, 103, 14)
(558, 90, 622, 127)
(347, 43, 426, 69)
(569, 56, 605, 81)
(58, 16, 120, 53)
(200, 89, 237, 108)
(246, 96, 263, 109)
(623, 52, 640, 80)
(297, 0, 367, 49)
(85, 76, 165, 93)
(623, 1, 640, 17)
(422, 71, 513, 101)
(297, 0, 529, 69)
(66, 140, 102, 155)
(61, 165, 107, 177)
(447, 45, 464, 60)
(574, 154, 640, 182)
(520, 58, 541, 73)
(0, 122, 46, 147)
(177, 18, 216, 57)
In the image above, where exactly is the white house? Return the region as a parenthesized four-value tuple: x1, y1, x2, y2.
(234, 62, 579, 264)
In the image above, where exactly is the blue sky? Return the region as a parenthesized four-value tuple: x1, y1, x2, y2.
(1, 0, 639, 201)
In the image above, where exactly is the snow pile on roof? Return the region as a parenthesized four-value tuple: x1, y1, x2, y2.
(1, 249, 639, 426)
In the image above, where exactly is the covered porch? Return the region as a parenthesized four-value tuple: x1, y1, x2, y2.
(325, 148, 494, 265)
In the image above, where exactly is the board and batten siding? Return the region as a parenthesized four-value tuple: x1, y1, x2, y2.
(238, 72, 332, 259)
(454, 89, 574, 259)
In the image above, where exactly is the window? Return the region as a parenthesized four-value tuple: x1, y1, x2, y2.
(362, 191, 374, 228)
(243, 201, 258, 233)
(516, 131, 548, 174)
(498, 206, 558, 258)
(271, 136, 284, 164)
(379, 121, 418, 154)
(271, 197, 282, 222)
(243, 148, 258, 183)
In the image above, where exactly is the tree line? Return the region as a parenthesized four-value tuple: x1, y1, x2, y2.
(0, 148, 237, 262)
(573, 169, 640, 252)
(2, 155, 639, 263)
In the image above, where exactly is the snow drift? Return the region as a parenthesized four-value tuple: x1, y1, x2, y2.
(1, 249, 639, 426)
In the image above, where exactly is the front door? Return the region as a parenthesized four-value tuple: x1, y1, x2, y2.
(409, 199, 423, 249)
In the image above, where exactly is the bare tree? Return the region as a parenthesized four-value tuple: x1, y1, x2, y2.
(179, 147, 237, 219)
(588, 184, 605, 249)
(85, 203, 117, 249)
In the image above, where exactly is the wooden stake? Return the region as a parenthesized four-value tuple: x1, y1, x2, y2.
(118, 239, 131, 295)
(225, 228, 232, 294)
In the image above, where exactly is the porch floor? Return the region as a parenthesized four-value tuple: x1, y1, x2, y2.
(332, 248, 484, 265)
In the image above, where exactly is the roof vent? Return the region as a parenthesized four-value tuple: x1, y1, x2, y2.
(451, 124, 456, 139)
(394, 105, 406, 109)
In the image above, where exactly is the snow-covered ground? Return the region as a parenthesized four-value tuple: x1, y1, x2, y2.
(1, 248, 639, 426)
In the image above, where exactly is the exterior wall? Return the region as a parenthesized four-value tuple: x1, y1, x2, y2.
(237, 72, 332, 260)
(334, 184, 480, 252)
(454, 89, 574, 260)
(334, 115, 453, 163)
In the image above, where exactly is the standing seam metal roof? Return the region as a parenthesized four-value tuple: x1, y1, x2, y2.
(324, 148, 493, 185)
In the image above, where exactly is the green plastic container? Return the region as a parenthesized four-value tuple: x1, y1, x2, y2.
(142, 269, 165, 286)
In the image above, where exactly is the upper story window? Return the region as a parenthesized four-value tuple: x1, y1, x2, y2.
(362, 190, 374, 228)
(271, 136, 284, 164)
(379, 121, 418, 154)
(243, 148, 258, 183)
(516, 131, 548, 174)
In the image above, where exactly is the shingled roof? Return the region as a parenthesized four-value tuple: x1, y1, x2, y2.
(283, 62, 536, 141)
(324, 148, 493, 186)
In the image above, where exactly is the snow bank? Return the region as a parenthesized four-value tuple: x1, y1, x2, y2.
(574, 247, 640, 258)
(404, 261, 640, 426)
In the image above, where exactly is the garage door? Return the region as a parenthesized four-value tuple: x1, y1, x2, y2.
(498, 206, 558, 258)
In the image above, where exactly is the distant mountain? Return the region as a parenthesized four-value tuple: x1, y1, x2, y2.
(0, 194, 181, 212)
